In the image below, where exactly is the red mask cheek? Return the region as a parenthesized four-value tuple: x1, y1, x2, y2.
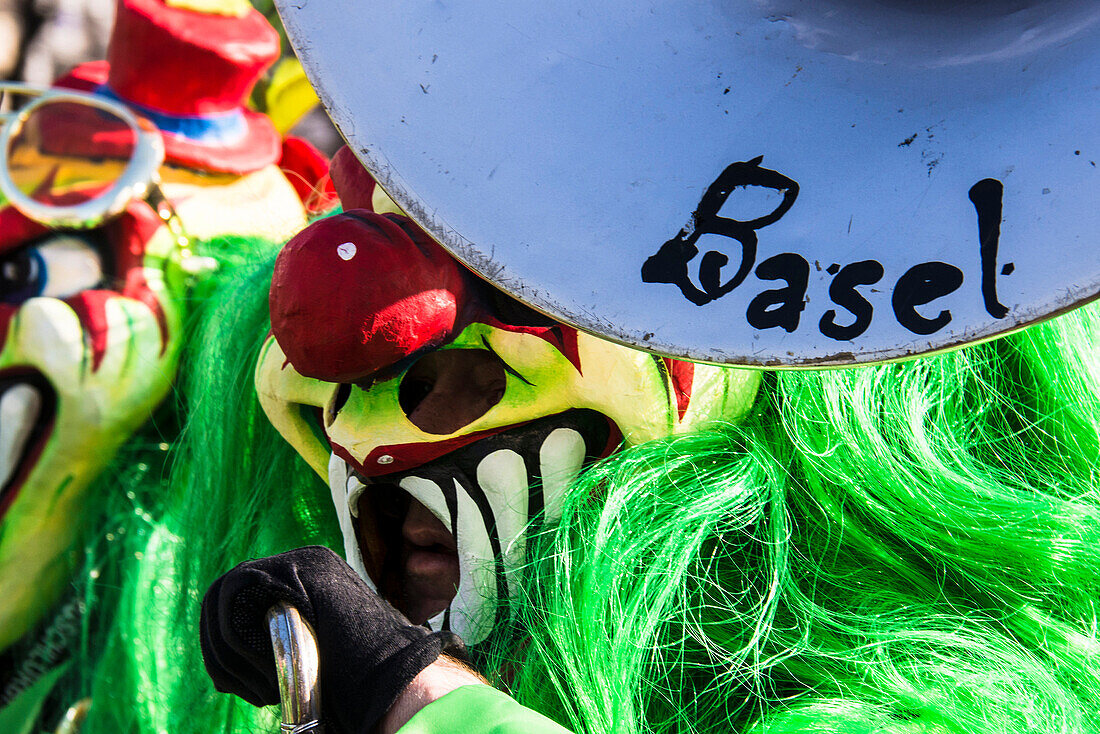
(270, 210, 471, 384)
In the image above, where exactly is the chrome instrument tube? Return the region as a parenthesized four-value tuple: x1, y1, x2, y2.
(267, 602, 324, 734)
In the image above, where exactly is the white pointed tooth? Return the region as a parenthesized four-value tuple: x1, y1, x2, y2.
(0, 384, 42, 489)
(328, 453, 373, 588)
(539, 428, 586, 523)
(475, 449, 529, 587)
(449, 477, 497, 646)
(346, 474, 367, 518)
(397, 476, 451, 533)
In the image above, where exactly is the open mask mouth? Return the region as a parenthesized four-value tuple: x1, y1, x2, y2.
(330, 408, 620, 643)
(0, 371, 58, 521)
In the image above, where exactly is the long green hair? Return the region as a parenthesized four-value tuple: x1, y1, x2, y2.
(84, 240, 1100, 734)
(495, 307, 1100, 734)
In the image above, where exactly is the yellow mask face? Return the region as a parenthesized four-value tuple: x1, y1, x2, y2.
(256, 210, 761, 645)
(0, 162, 307, 653)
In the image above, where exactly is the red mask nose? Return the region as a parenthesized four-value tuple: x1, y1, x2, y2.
(270, 210, 470, 383)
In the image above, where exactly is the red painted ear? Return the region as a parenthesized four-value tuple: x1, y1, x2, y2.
(329, 145, 379, 211)
(270, 210, 470, 383)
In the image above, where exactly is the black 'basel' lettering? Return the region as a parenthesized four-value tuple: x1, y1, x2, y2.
(969, 178, 1010, 319)
(891, 262, 964, 335)
(819, 260, 885, 341)
(641, 170, 1013, 344)
(746, 253, 809, 333)
(641, 156, 799, 306)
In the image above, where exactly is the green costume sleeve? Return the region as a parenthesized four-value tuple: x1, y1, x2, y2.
(398, 685, 574, 734)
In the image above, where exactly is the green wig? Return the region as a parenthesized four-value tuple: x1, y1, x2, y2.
(494, 307, 1100, 734)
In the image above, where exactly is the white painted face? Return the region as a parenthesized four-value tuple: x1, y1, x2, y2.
(257, 210, 761, 645)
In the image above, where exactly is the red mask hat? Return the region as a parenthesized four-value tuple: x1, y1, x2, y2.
(54, 0, 281, 175)
(271, 211, 472, 385)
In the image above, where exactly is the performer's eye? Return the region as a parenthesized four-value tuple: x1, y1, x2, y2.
(0, 235, 105, 303)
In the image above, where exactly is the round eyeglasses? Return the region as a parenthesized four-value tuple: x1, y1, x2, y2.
(0, 83, 190, 255)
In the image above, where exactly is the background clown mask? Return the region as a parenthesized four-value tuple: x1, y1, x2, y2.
(257, 206, 760, 645)
(0, 193, 188, 653)
(0, 0, 316, 654)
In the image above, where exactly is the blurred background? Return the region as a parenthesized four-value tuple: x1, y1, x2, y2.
(0, 0, 342, 154)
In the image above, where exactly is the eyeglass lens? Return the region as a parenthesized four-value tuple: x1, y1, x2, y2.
(6, 101, 137, 210)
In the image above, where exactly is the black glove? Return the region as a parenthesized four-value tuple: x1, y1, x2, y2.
(200, 545, 464, 734)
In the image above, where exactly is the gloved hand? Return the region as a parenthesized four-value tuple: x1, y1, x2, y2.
(200, 545, 465, 734)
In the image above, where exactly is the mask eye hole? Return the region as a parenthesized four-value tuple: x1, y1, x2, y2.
(398, 348, 507, 435)
(325, 382, 353, 427)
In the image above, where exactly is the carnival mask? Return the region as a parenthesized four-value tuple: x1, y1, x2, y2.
(257, 152, 759, 644)
(0, 82, 308, 652)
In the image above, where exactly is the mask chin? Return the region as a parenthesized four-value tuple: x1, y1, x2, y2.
(328, 409, 618, 645)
